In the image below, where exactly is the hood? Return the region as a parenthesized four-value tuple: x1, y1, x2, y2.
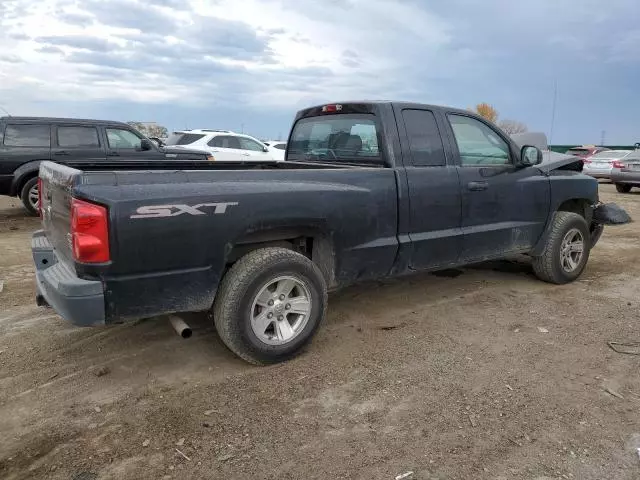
(161, 146, 209, 157)
(511, 131, 584, 174)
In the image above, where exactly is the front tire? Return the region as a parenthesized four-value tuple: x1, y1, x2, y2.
(615, 184, 632, 193)
(532, 212, 591, 284)
(212, 247, 327, 365)
(20, 177, 39, 216)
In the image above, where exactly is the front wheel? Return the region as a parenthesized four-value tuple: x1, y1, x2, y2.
(532, 212, 591, 284)
(20, 177, 39, 216)
(615, 184, 632, 193)
(212, 247, 327, 365)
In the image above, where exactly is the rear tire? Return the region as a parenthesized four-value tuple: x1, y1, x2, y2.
(532, 211, 591, 284)
(212, 247, 327, 365)
(20, 177, 39, 216)
(615, 184, 632, 193)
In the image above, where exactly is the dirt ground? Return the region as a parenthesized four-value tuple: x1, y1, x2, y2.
(0, 185, 639, 480)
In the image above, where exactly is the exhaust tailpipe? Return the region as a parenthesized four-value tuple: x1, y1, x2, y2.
(169, 315, 192, 339)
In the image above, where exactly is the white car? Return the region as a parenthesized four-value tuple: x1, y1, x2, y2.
(263, 140, 287, 161)
(165, 129, 277, 161)
(583, 150, 633, 179)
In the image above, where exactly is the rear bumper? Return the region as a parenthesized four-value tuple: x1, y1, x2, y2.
(32, 230, 106, 326)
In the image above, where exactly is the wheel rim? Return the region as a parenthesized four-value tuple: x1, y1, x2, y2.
(29, 184, 39, 210)
(250, 275, 312, 346)
(560, 228, 585, 273)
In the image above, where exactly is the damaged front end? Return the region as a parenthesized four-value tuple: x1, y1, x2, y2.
(590, 202, 631, 247)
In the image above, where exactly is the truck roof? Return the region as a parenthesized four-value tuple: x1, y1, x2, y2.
(0, 116, 130, 127)
(298, 100, 471, 116)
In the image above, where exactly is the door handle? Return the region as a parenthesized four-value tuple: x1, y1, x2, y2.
(242, 153, 251, 156)
(107, 151, 120, 157)
(53, 151, 69, 156)
(467, 181, 489, 191)
(209, 149, 219, 153)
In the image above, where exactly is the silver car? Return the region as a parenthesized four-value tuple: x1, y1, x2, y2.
(610, 150, 640, 193)
(583, 150, 634, 179)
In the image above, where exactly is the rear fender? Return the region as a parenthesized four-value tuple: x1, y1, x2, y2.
(11, 160, 43, 195)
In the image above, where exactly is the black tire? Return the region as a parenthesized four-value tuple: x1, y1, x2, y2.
(615, 184, 632, 193)
(212, 247, 327, 365)
(20, 177, 39, 216)
(532, 211, 591, 284)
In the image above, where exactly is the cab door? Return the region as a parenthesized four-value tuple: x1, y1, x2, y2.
(52, 124, 106, 165)
(394, 106, 463, 271)
(442, 112, 550, 261)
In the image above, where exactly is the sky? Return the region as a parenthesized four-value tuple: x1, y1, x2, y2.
(0, 0, 638, 144)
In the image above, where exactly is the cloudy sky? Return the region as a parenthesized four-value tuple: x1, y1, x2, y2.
(1, 0, 638, 143)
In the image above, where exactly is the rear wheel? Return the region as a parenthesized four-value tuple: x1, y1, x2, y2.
(212, 247, 327, 365)
(20, 177, 39, 216)
(532, 211, 591, 284)
(615, 184, 632, 193)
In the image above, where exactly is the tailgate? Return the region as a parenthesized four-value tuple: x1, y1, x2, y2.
(39, 161, 80, 265)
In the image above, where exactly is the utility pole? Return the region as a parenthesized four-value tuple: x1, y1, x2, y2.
(600, 130, 606, 146)
(549, 80, 557, 145)
(241, 123, 244, 134)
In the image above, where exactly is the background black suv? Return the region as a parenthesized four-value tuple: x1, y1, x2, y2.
(0, 116, 213, 215)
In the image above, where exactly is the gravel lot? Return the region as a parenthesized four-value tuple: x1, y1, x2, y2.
(0, 185, 639, 480)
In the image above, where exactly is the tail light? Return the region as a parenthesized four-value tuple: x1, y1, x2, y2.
(321, 104, 343, 113)
(207, 154, 215, 161)
(37, 177, 43, 217)
(71, 198, 110, 263)
(612, 160, 625, 169)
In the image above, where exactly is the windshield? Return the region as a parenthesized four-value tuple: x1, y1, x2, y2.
(287, 114, 382, 163)
(590, 150, 632, 159)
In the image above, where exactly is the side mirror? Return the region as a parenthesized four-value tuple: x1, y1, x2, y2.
(262, 146, 269, 153)
(140, 139, 153, 151)
(520, 145, 543, 166)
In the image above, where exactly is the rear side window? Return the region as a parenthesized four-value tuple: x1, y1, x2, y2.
(57, 126, 100, 147)
(402, 109, 446, 166)
(4, 124, 50, 147)
(288, 114, 381, 163)
(165, 133, 205, 146)
(209, 136, 241, 149)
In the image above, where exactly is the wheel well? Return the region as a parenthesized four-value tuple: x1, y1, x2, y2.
(557, 199, 593, 223)
(13, 171, 38, 197)
(226, 229, 335, 287)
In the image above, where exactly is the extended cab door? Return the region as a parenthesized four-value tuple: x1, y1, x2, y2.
(394, 106, 463, 270)
(442, 112, 550, 261)
(52, 124, 107, 164)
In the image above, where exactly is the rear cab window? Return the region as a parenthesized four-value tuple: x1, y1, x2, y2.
(287, 111, 383, 164)
(3, 124, 51, 147)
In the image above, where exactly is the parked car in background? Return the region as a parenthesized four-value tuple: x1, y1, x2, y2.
(165, 129, 278, 161)
(610, 150, 640, 193)
(564, 145, 610, 159)
(0, 116, 213, 215)
(583, 150, 633, 179)
(263, 140, 287, 160)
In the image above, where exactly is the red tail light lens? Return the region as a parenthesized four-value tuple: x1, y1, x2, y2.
(37, 177, 43, 217)
(321, 104, 343, 113)
(71, 198, 110, 263)
(612, 160, 625, 169)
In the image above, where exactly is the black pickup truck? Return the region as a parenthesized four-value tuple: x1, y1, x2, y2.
(0, 116, 213, 215)
(32, 101, 624, 364)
